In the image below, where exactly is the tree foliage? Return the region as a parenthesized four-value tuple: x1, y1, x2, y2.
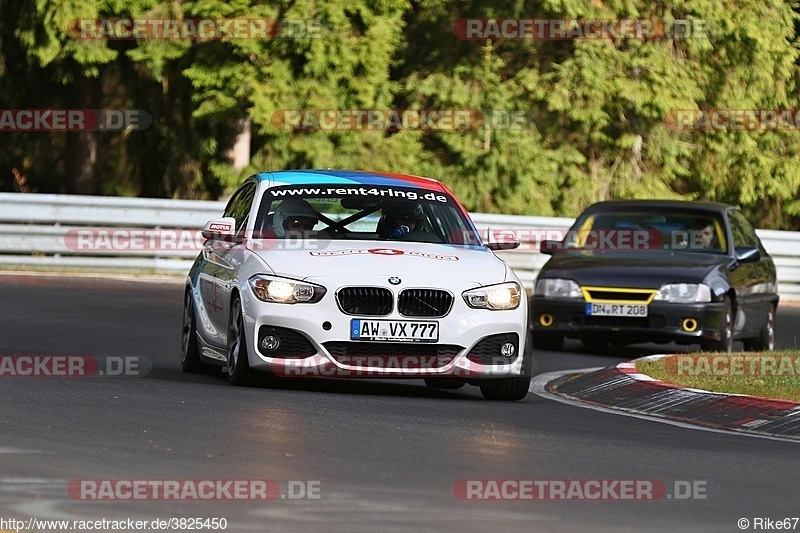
(0, 0, 798, 228)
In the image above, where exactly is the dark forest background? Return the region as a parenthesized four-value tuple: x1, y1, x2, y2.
(1, 0, 799, 229)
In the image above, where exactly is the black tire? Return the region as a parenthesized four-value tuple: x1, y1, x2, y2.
(701, 296, 734, 353)
(480, 376, 530, 401)
(424, 377, 465, 390)
(533, 333, 564, 352)
(480, 334, 532, 401)
(743, 303, 776, 352)
(227, 295, 253, 385)
(181, 291, 218, 373)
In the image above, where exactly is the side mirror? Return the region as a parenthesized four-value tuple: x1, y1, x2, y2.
(202, 217, 236, 241)
(735, 247, 760, 264)
(485, 228, 520, 251)
(539, 239, 562, 255)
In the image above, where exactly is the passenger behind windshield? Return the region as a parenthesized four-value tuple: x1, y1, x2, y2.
(272, 198, 319, 237)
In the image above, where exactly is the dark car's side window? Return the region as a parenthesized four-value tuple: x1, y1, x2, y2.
(728, 210, 760, 249)
(224, 182, 256, 233)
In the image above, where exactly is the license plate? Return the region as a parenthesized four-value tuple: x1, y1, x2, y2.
(586, 303, 648, 317)
(350, 319, 439, 342)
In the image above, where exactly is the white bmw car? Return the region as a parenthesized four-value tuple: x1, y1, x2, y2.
(181, 170, 531, 400)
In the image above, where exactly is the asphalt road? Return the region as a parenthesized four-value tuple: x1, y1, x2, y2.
(1, 274, 799, 532)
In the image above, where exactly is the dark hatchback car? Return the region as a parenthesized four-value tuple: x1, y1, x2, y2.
(529, 200, 778, 352)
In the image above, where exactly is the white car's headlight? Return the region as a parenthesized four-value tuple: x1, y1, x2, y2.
(249, 275, 326, 304)
(534, 278, 582, 298)
(653, 283, 711, 303)
(462, 282, 521, 310)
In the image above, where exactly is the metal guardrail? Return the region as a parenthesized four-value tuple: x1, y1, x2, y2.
(0, 192, 798, 300)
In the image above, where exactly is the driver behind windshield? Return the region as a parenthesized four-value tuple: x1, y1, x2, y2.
(377, 201, 425, 239)
(689, 220, 720, 251)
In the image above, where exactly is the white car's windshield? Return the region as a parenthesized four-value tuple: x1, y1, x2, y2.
(253, 184, 481, 245)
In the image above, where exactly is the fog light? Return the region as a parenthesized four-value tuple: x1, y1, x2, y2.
(260, 334, 281, 351)
(500, 342, 516, 358)
(539, 314, 554, 327)
(682, 318, 699, 332)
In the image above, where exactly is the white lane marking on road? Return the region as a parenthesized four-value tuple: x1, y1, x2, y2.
(0, 447, 46, 454)
(0, 477, 62, 484)
(12, 499, 77, 521)
(529, 369, 800, 445)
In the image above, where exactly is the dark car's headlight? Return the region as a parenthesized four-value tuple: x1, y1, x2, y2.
(249, 275, 326, 304)
(462, 282, 521, 310)
(534, 278, 582, 298)
(653, 283, 711, 303)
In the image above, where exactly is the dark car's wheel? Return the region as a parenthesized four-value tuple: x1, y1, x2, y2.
(227, 295, 253, 385)
(743, 303, 776, 352)
(701, 296, 734, 353)
(480, 334, 532, 401)
(181, 291, 219, 374)
(533, 333, 564, 352)
(424, 377, 465, 390)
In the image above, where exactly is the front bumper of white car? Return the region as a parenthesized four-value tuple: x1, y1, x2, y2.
(240, 275, 528, 379)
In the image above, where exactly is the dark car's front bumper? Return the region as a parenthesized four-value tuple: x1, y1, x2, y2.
(529, 298, 726, 345)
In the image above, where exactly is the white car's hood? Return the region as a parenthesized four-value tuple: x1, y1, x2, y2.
(251, 241, 508, 286)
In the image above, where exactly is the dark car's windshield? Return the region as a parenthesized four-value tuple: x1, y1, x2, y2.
(565, 209, 728, 253)
(253, 184, 481, 245)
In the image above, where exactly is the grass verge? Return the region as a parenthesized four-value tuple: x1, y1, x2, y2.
(635, 351, 800, 403)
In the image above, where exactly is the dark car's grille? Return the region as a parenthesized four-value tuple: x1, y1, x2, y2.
(257, 326, 317, 358)
(398, 289, 454, 317)
(466, 333, 520, 365)
(336, 287, 393, 316)
(323, 342, 461, 368)
(585, 288, 655, 302)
